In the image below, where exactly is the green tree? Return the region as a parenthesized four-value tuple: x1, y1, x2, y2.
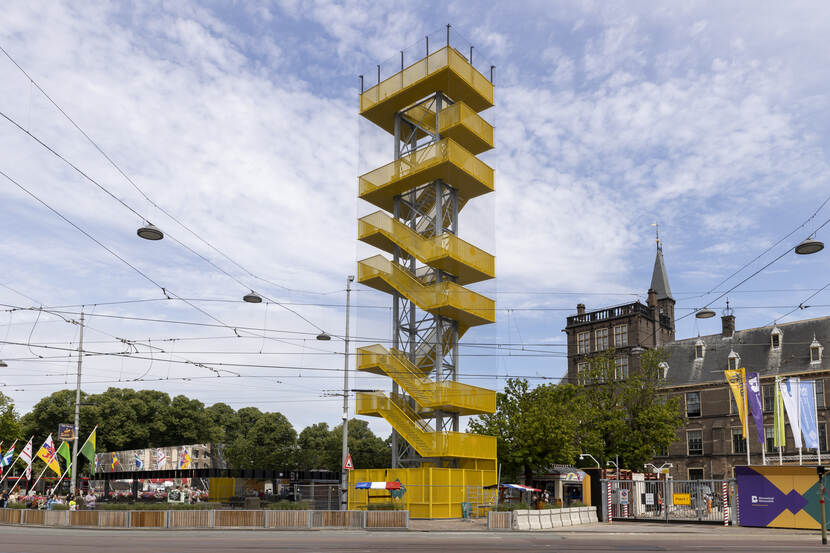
(224, 411, 297, 469)
(469, 378, 586, 481)
(296, 420, 391, 471)
(297, 422, 332, 469)
(578, 349, 684, 470)
(205, 402, 239, 443)
(0, 391, 23, 446)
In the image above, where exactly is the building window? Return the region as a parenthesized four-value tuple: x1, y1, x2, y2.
(727, 350, 739, 371)
(820, 423, 828, 452)
(763, 384, 774, 413)
(732, 428, 746, 454)
(765, 426, 775, 452)
(686, 392, 701, 417)
(695, 340, 705, 360)
(614, 324, 628, 347)
(687, 430, 703, 456)
(771, 327, 782, 350)
(811, 336, 823, 364)
(655, 445, 668, 457)
(658, 362, 669, 379)
(577, 332, 590, 354)
(688, 468, 704, 480)
(577, 362, 590, 385)
(595, 328, 609, 351)
(615, 356, 629, 380)
(818, 380, 825, 408)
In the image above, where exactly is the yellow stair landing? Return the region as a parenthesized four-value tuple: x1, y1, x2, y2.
(355, 344, 496, 416)
(396, 101, 493, 156)
(358, 210, 493, 285)
(357, 255, 495, 328)
(359, 138, 493, 213)
(360, 46, 493, 133)
(355, 391, 497, 460)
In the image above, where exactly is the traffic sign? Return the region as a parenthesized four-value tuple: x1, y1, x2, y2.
(344, 453, 354, 470)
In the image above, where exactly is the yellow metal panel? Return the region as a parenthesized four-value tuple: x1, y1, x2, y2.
(208, 478, 235, 502)
(358, 210, 494, 285)
(401, 101, 494, 155)
(357, 255, 495, 327)
(360, 47, 494, 132)
(358, 138, 494, 213)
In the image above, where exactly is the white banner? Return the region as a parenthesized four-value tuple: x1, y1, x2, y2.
(780, 377, 802, 449)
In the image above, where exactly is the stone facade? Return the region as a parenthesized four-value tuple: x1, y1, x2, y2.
(565, 244, 830, 480)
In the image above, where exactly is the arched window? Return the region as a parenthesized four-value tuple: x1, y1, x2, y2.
(728, 350, 740, 371)
(658, 361, 669, 379)
(695, 339, 705, 360)
(771, 326, 782, 350)
(811, 335, 823, 364)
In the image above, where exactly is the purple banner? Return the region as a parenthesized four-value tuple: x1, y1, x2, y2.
(747, 372, 765, 447)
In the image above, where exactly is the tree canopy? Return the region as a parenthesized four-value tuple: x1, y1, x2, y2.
(19, 387, 392, 472)
(469, 349, 684, 481)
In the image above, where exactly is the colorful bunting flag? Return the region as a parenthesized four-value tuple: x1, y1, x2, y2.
(36, 435, 61, 476)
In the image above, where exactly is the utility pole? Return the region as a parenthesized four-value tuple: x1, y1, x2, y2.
(70, 312, 84, 495)
(341, 276, 354, 510)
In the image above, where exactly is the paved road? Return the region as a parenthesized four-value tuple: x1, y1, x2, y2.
(0, 524, 825, 552)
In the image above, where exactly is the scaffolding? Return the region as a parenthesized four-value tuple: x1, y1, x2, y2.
(351, 27, 498, 518)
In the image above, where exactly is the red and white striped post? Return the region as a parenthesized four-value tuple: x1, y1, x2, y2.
(722, 481, 729, 526)
(607, 482, 613, 523)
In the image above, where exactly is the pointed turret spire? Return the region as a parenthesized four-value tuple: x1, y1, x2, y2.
(650, 225, 672, 300)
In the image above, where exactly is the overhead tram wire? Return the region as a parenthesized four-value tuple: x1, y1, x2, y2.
(0, 111, 328, 335)
(678, 214, 830, 323)
(0, 170, 333, 359)
(0, 43, 330, 297)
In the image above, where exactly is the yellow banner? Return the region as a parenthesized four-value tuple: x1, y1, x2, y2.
(725, 368, 747, 437)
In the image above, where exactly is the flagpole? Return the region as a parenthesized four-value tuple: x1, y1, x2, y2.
(798, 379, 803, 465)
(29, 457, 55, 493)
(0, 439, 18, 486)
(744, 371, 751, 466)
(49, 463, 71, 496)
(816, 381, 822, 466)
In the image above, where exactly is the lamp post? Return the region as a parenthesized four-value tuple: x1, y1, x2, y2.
(579, 453, 600, 468)
(318, 276, 354, 510)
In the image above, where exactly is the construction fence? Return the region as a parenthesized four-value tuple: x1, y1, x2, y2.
(601, 479, 737, 524)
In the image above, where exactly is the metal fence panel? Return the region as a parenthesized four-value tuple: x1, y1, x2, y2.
(602, 479, 735, 524)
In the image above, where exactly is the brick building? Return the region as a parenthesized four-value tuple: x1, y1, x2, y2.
(564, 243, 830, 480)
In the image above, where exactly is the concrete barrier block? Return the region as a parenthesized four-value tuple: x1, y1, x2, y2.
(515, 512, 530, 531)
(568, 511, 580, 525)
(537, 511, 551, 530)
(549, 510, 563, 528)
(588, 509, 598, 523)
(578, 508, 590, 524)
(529, 511, 542, 530)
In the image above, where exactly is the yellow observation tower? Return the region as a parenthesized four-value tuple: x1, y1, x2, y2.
(349, 26, 498, 518)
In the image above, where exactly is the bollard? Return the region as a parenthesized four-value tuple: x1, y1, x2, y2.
(607, 482, 612, 523)
(722, 481, 729, 527)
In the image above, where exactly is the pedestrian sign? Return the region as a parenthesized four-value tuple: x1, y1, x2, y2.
(343, 454, 354, 470)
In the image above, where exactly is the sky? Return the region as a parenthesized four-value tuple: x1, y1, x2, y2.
(1, 1, 830, 440)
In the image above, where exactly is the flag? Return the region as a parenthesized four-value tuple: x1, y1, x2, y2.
(799, 380, 819, 449)
(36, 435, 61, 476)
(178, 446, 191, 469)
(111, 454, 120, 471)
(19, 438, 32, 481)
(0, 440, 15, 475)
(780, 377, 803, 448)
(773, 377, 787, 448)
(134, 452, 143, 470)
(56, 442, 71, 476)
(80, 428, 96, 472)
(746, 372, 766, 446)
(156, 448, 167, 469)
(725, 368, 748, 437)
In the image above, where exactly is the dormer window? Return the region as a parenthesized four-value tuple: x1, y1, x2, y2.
(695, 339, 705, 360)
(811, 335, 823, 364)
(728, 350, 740, 371)
(658, 362, 669, 379)
(771, 327, 782, 350)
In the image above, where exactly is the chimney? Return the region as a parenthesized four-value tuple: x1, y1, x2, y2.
(722, 314, 735, 338)
(647, 288, 657, 308)
(577, 303, 586, 315)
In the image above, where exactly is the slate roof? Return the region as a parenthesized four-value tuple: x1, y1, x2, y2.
(650, 247, 672, 300)
(662, 316, 830, 387)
